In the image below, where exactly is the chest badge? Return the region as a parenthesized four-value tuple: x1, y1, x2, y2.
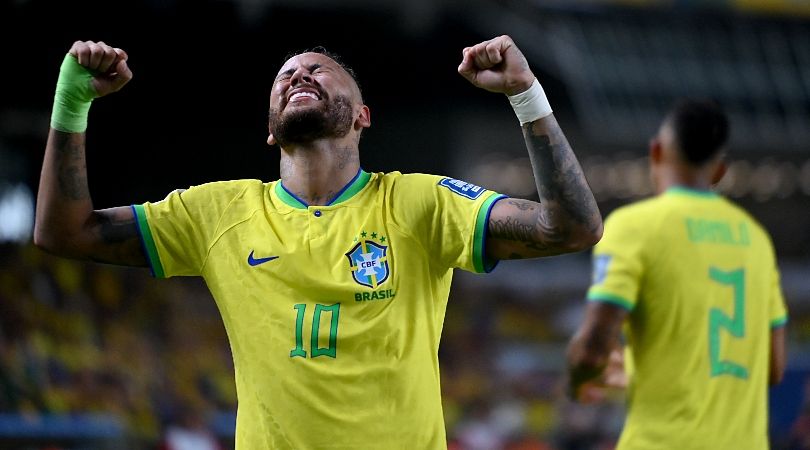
(345, 231, 390, 288)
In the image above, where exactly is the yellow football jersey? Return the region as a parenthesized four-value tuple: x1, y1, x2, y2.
(587, 187, 788, 450)
(132, 169, 505, 449)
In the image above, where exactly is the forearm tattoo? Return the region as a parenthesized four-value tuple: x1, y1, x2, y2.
(53, 132, 90, 201)
(525, 124, 600, 234)
(488, 119, 600, 258)
(49, 131, 146, 266)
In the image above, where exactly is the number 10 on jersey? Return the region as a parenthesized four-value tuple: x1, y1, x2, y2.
(291, 303, 341, 358)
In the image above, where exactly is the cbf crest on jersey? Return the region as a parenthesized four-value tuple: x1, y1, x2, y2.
(345, 233, 390, 288)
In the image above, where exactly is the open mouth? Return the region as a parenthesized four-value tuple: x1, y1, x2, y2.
(287, 89, 322, 104)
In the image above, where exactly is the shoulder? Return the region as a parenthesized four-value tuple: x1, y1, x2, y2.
(718, 196, 761, 224)
(379, 171, 496, 200)
(604, 196, 661, 226)
(164, 179, 265, 203)
(378, 171, 486, 187)
(718, 196, 774, 243)
(374, 172, 439, 200)
(183, 179, 264, 196)
(597, 197, 668, 251)
(149, 179, 267, 220)
(377, 171, 439, 188)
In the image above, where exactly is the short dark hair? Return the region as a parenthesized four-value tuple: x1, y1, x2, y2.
(282, 47, 363, 97)
(665, 99, 730, 166)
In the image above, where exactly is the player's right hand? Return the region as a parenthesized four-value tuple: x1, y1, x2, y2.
(68, 40, 133, 98)
(572, 348, 627, 404)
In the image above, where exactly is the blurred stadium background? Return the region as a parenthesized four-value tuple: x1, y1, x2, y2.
(1, 0, 809, 448)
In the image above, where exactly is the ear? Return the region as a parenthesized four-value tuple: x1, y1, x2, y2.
(649, 137, 663, 163)
(710, 160, 728, 185)
(354, 105, 371, 130)
(267, 133, 277, 146)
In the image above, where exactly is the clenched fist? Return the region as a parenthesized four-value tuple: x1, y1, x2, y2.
(457, 35, 535, 96)
(67, 40, 133, 98)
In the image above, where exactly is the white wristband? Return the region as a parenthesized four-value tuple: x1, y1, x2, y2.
(507, 78, 552, 124)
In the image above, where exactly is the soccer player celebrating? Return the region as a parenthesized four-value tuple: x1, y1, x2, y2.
(566, 99, 788, 449)
(35, 36, 602, 448)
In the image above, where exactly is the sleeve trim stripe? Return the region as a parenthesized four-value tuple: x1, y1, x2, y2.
(473, 193, 507, 273)
(132, 204, 166, 278)
(587, 291, 635, 311)
(771, 316, 788, 328)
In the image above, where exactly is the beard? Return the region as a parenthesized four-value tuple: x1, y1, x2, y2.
(268, 95, 354, 147)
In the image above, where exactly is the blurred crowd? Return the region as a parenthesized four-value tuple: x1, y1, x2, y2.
(1, 242, 807, 449)
(0, 243, 235, 448)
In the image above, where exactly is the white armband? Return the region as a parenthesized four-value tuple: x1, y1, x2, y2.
(507, 78, 553, 124)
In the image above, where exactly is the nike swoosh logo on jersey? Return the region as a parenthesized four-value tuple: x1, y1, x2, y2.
(247, 250, 279, 266)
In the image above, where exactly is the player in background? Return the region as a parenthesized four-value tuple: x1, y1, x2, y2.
(566, 99, 788, 449)
(34, 36, 601, 449)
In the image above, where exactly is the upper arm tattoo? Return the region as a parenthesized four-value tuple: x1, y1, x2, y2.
(95, 211, 139, 243)
(507, 199, 535, 211)
(88, 209, 148, 266)
(489, 213, 534, 242)
(488, 199, 558, 258)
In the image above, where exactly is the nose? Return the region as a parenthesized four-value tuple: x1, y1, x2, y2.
(290, 67, 313, 86)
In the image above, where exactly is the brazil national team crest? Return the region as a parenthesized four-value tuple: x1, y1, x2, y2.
(346, 231, 390, 288)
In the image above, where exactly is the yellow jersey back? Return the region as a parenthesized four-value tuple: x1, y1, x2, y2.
(588, 187, 787, 450)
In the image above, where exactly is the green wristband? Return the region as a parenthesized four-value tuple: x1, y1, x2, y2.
(50, 54, 98, 133)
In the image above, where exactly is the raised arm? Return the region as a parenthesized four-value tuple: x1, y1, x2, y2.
(458, 35, 602, 259)
(34, 40, 146, 267)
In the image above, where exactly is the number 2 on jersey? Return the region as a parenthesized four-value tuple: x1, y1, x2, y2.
(708, 267, 748, 379)
(291, 303, 340, 358)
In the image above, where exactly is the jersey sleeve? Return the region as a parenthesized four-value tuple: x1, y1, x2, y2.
(586, 209, 647, 311)
(131, 181, 251, 278)
(390, 174, 506, 273)
(770, 264, 788, 328)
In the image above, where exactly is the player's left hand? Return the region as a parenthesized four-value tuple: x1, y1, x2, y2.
(457, 35, 536, 96)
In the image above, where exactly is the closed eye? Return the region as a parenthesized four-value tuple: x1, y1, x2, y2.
(274, 63, 329, 82)
(275, 69, 294, 82)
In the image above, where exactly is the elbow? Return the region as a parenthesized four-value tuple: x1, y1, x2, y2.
(33, 222, 50, 250)
(33, 224, 58, 254)
(560, 221, 604, 254)
(33, 223, 74, 257)
(581, 220, 604, 249)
